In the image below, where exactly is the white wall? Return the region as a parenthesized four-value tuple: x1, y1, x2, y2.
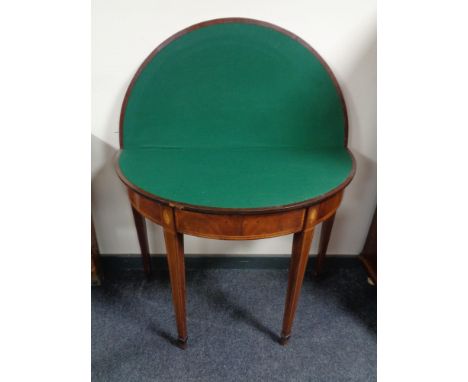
(92, 0, 376, 255)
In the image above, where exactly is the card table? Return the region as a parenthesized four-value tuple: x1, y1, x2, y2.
(115, 18, 355, 348)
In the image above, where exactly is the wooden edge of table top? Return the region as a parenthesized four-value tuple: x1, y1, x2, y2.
(113, 148, 356, 216)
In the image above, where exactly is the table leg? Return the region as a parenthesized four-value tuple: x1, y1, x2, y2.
(280, 227, 315, 345)
(313, 213, 336, 277)
(131, 205, 152, 277)
(163, 229, 188, 349)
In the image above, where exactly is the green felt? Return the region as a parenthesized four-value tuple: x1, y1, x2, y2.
(119, 148, 352, 208)
(120, 22, 352, 208)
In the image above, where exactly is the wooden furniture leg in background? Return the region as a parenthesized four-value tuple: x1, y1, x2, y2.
(163, 228, 188, 349)
(359, 208, 377, 285)
(91, 218, 101, 286)
(280, 208, 317, 345)
(131, 205, 152, 277)
(313, 213, 336, 277)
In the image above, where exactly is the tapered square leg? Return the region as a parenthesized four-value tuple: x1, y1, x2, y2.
(131, 205, 152, 277)
(163, 228, 188, 349)
(280, 226, 315, 345)
(313, 213, 336, 277)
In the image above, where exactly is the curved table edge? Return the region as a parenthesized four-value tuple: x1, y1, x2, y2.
(113, 148, 356, 215)
(119, 17, 349, 148)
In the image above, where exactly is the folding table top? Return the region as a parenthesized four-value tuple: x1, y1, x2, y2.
(118, 19, 354, 210)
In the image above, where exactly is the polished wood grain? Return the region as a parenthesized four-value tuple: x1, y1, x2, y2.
(280, 206, 318, 345)
(313, 213, 336, 277)
(131, 204, 152, 277)
(123, 186, 345, 347)
(315, 191, 343, 223)
(128, 189, 162, 225)
(162, 206, 188, 348)
(175, 208, 305, 240)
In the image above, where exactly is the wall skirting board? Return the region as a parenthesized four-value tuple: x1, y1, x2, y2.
(98, 255, 360, 279)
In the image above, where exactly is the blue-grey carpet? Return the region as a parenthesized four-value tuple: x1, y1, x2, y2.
(92, 260, 376, 381)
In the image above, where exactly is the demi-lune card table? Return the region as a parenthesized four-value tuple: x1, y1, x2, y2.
(115, 18, 355, 348)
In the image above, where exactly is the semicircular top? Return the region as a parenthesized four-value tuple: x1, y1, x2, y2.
(118, 18, 354, 211)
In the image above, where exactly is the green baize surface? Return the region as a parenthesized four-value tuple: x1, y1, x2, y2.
(119, 22, 352, 208)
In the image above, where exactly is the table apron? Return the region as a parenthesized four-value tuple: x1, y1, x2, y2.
(128, 189, 343, 240)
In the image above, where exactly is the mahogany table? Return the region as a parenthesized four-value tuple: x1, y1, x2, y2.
(115, 18, 355, 348)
